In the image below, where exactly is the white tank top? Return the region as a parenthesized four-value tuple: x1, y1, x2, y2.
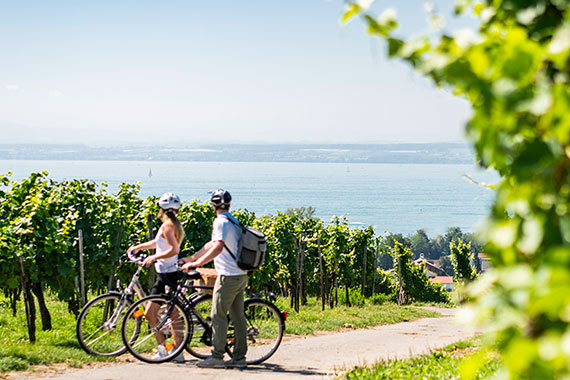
(154, 227, 178, 273)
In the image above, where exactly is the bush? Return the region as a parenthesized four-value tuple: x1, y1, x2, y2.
(368, 293, 393, 305)
(338, 288, 366, 307)
(374, 270, 398, 299)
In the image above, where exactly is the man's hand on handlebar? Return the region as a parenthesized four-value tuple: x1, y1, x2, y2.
(178, 256, 198, 272)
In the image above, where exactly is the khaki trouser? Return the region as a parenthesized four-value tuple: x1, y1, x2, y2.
(211, 274, 248, 360)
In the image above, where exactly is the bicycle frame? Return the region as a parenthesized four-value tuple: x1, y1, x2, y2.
(121, 264, 146, 300)
(102, 258, 146, 330)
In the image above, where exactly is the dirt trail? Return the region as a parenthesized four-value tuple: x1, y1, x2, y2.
(14, 308, 477, 380)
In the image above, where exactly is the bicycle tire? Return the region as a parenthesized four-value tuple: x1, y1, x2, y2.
(76, 293, 135, 356)
(185, 294, 214, 359)
(229, 298, 285, 365)
(122, 295, 191, 364)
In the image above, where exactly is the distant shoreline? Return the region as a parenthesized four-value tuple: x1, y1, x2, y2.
(0, 142, 477, 165)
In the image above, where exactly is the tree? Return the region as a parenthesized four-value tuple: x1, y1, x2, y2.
(284, 206, 316, 220)
(450, 239, 477, 283)
(345, 1, 570, 377)
(409, 229, 431, 259)
(438, 255, 454, 277)
(429, 234, 448, 259)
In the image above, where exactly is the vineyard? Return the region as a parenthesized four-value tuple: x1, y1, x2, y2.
(0, 171, 480, 343)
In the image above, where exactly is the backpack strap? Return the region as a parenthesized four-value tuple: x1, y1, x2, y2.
(217, 215, 243, 261)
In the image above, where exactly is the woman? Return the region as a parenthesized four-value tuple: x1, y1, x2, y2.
(128, 192, 185, 363)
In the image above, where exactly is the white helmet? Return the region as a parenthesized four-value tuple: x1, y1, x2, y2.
(158, 192, 181, 211)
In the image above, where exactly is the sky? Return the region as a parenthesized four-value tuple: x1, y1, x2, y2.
(0, 0, 475, 145)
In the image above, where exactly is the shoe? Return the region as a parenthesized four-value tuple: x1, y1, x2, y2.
(169, 348, 185, 363)
(225, 358, 247, 368)
(196, 356, 226, 368)
(151, 344, 168, 360)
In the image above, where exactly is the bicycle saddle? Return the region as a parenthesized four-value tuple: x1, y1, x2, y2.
(183, 269, 202, 280)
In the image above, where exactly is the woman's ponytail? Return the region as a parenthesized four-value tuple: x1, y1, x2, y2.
(165, 210, 185, 244)
(158, 209, 185, 244)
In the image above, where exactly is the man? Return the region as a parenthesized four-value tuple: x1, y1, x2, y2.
(181, 189, 248, 368)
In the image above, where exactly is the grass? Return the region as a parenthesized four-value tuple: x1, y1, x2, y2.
(274, 297, 440, 335)
(0, 296, 116, 373)
(341, 338, 501, 380)
(0, 294, 443, 374)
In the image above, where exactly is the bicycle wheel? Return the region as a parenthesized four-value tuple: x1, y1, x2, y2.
(230, 299, 285, 365)
(76, 293, 135, 356)
(185, 295, 213, 359)
(122, 295, 191, 364)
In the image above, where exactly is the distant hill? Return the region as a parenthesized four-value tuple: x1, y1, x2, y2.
(0, 143, 476, 164)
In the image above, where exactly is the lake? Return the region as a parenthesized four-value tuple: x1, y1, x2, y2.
(0, 160, 499, 237)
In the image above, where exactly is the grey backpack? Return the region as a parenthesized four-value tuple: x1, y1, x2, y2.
(221, 216, 267, 271)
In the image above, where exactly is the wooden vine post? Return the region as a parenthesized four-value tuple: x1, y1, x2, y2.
(78, 229, 86, 307)
(299, 237, 305, 305)
(18, 255, 36, 343)
(294, 237, 304, 313)
(318, 238, 325, 311)
(107, 224, 122, 292)
(361, 242, 367, 297)
(397, 254, 406, 305)
(372, 241, 378, 295)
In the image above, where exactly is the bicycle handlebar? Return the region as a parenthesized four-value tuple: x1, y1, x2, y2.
(127, 249, 147, 264)
(176, 260, 199, 276)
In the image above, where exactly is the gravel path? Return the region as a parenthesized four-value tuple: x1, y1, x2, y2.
(19, 308, 476, 380)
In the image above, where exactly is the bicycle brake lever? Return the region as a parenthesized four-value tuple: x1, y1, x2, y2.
(127, 250, 147, 263)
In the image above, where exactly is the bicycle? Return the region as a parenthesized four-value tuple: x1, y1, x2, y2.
(121, 269, 286, 365)
(76, 250, 147, 356)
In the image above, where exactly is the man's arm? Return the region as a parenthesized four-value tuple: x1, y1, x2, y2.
(180, 241, 213, 264)
(181, 241, 224, 270)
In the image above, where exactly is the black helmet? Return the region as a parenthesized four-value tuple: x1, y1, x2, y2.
(210, 189, 231, 208)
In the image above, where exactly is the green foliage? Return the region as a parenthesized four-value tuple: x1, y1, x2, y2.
(1, 171, 453, 346)
(284, 206, 316, 219)
(391, 242, 450, 304)
(0, 173, 77, 299)
(178, 199, 215, 255)
(368, 292, 393, 305)
(373, 269, 398, 301)
(378, 228, 484, 268)
(438, 255, 455, 277)
(345, 0, 570, 377)
(450, 239, 477, 284)
(343, 349, 500, 380)
(337, 288, 366, 307)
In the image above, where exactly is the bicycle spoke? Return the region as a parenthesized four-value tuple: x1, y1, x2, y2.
(240, 300, 284, 365)
(185, 295, 213, 359)
(76, 294, 131, 356)
(122, 295, 191, 364)
(85, 328, 113, 346)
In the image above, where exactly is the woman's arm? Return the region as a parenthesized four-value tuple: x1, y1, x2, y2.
(128, 239, 156, 254)
(142, 222, 180, 267)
